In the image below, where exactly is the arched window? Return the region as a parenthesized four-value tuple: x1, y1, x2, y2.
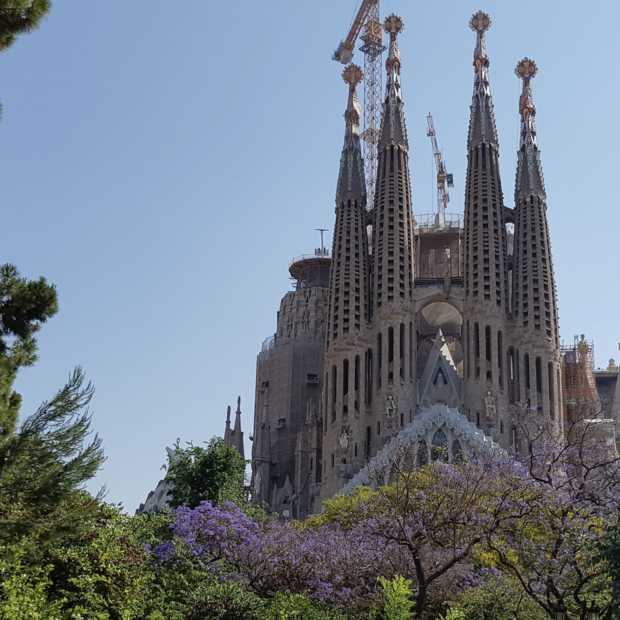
(433, 367, 448, 386)
(452, 439, 463, 463)
(431, 429, 449, 462)
(417, 440, 428, 466)
(377, 332, 383, 389)
(388, 326, 394, 385)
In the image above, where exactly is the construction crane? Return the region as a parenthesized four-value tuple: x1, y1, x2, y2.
(426, 113, 454, 228)
(333, 0, 385, 207)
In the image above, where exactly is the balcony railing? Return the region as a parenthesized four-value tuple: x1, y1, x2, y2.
(289, 248, 330, 268)
(415, 213, 463, 232)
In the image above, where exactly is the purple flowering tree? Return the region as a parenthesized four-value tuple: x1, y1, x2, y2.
(484, 419, 620, 619)
(156, 500, 407, 608)
(351, 454, 535, 613)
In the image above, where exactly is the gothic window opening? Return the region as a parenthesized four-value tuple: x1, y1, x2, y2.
(388, 326, 394, 385)
(497, 330, 504, 389)
(452, 439, 463, 463)
(365, 348, 373, 405)
(417, 440, 428, 466)
(377, 332, 383, 390)
(485, 325, 492, 380)
(431, 429, 449, 462)
(342, 358, 349, 417)
(535, 356, 542, 396)
(433, 367, 448, 386)
(331, 365, 337, 422)
(524, 353, 531, 391)
(399, 323, 405, 381)
(548, 361, 555, 418)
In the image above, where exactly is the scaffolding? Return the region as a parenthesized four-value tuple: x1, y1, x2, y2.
(561, 334, 600, 423)
(333, 0, 385, 206)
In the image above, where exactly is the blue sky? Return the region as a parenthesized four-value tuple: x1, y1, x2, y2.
(3, 1, 618, 511)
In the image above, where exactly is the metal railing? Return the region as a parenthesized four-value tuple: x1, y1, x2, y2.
(415, 213, 463, 232)
(289, 248, 330, 268)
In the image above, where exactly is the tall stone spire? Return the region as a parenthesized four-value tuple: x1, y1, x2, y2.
(224, 405, 232, 444)
(322, 64, 373, 499)
(462, 11, 510, 439)
(224, 398, 245, 459)
(362, 13, 416, 468)
(335, 64, 366, 212)
(511, 59, 562, 424)
(379, 14, 408, 148)
(327, 63, 371, 346)
(468, 11, 499, 148)
(372, 14, 415, 313)
(233, 396, 245, 459)
(515, 58, 545, 198)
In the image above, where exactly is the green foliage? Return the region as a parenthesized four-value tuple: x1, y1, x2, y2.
(0, 539, 61, 619)
(46, 506, 153, 618)
(0, 368, 104, 547)
(0, 1, 50, 52)
(601, 524, 620, 615)
(166, 437, 246, 509)
(305, 485, 375, 529)
(439, 609, 465, 620)
(450, 574, 548, 620)
(378, 576, 414, 620)
(0, 264, 57, 437)
(185, 581, 266, 620)
(265, 592, 347, 620)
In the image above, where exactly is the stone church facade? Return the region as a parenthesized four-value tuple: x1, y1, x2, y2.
(249, 12, 620, 518)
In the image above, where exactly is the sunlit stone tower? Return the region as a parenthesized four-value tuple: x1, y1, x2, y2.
(321, 63, 372, 499)
(251, 251, 330, 517)
(462, 12, 510, 442)
(368, 14, 416, 434)
(320, 15, 417, 500)
(249, 10, 618, 517)
(510, 58, 562, 429)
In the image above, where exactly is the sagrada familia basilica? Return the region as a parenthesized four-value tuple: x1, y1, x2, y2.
(227, 11, 620, 518)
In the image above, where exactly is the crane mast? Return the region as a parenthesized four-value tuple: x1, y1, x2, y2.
(333, 0, 385, 207)
(426, 113, 453, 228)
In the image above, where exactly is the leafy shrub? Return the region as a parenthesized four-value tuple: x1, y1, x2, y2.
(265, 592, 347, 619)
(450, 574, 546, 620)
(185, 581, 266, 620)
(378, 575, 414, 620)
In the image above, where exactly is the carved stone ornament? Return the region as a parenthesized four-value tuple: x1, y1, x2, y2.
(385, 394, 397, 418)
(338, 425, 351, 452)
(484, 390, 497, 420)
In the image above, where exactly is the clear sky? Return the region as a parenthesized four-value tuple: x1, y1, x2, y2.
(3, 1, 619, 511)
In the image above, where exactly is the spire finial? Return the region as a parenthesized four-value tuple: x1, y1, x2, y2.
(384, 13, 404, 36)
(516, 57, 538, 147)
(236, 396, 241, 413)
(342, 63, 363, 141)
(342, 63, 363, 89)
(470, 11, 491, 95)
(470, 10, 491, 34)
(384, 14, 403, 91)
(225, 405, 231, 427)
